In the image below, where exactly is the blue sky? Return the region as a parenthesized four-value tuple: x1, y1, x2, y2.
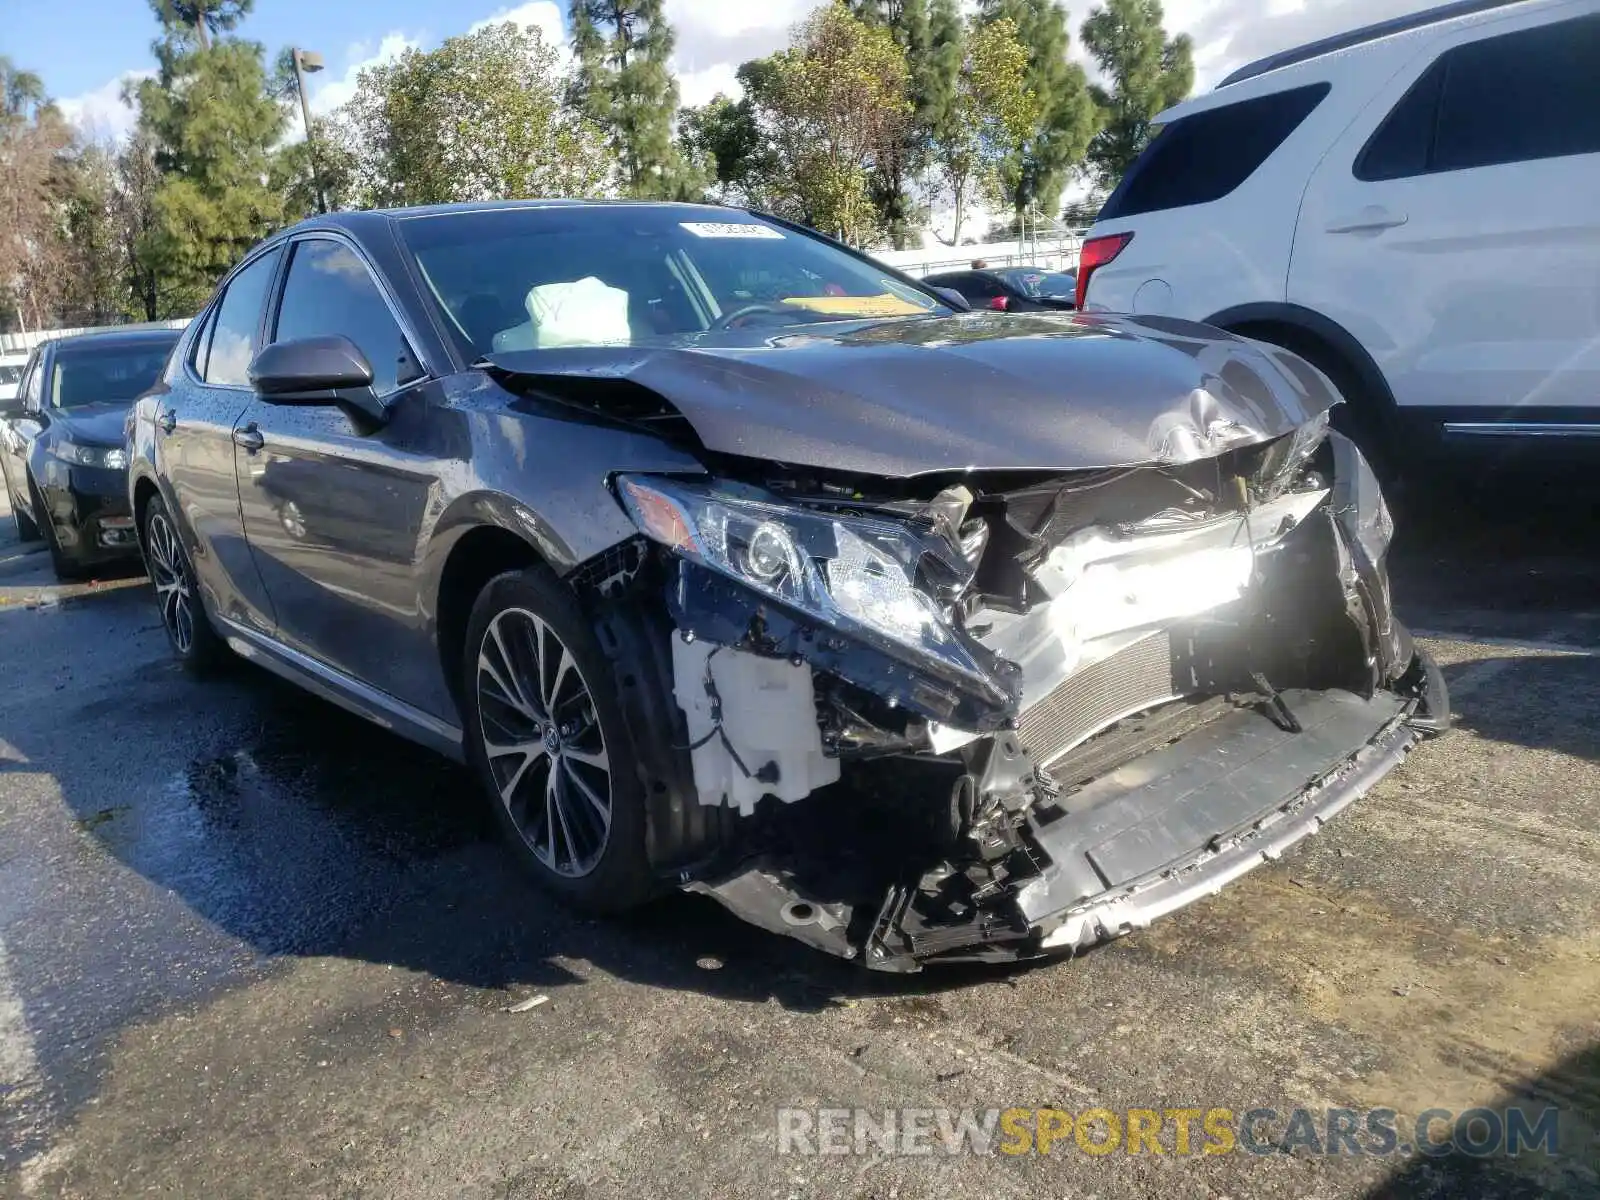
(7, 0, 1433, 147)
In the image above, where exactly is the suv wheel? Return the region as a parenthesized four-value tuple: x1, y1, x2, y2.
(461, 567, 654, 913)
(143, 494, 227, 673)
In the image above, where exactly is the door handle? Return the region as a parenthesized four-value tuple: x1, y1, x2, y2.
(232, 423, 265, 452)
(157, 410, 177, 434)
(1326, 207, 1408, 234)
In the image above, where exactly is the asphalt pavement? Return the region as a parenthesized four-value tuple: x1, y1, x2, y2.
(0, 474, 1596, 1199)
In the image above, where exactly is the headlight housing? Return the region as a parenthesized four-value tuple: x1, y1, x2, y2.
(616, 475, 992, 686)
(1256, 409, 1330, 497)
(53, 440, 128, 470)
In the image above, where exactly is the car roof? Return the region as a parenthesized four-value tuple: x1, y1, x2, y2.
(276, 198, 752, 240)
(47, 327, 184, 353)
(1216, 0, 1536, 88)
(1158, 0, 1567, 122)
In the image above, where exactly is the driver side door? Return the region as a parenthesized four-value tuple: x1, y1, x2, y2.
(235, 233, 449, 719)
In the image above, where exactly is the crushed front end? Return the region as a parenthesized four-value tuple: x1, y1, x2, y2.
(597, 423, 1447, 971)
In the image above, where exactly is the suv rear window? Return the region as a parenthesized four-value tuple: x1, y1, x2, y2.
(1098, 83, 1331, 220)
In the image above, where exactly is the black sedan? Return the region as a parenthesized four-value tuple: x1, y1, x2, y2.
(1, 328, 181, 579)
(923, 265, 1079, 312)
(127, 201, 1446, 971)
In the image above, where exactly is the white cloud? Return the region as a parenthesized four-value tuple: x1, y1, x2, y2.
(307, 33, 421, 117)
(676, 61, 744, 108)
(57, 70, 152, 145)
(469, 0, 566, 46)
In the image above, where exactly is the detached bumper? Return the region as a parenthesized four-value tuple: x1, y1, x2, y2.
(1017, 659, 1446, 956)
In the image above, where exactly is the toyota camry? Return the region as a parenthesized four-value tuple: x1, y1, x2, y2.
(127, 201, 1447, 971)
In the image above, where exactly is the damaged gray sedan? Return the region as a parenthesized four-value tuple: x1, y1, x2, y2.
(129, 201, 1448, 971)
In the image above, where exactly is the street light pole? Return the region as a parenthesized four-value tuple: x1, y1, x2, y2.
(291, 47, 328, 215)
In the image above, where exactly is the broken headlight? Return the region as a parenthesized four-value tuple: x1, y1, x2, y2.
(616, 475, 990, 681)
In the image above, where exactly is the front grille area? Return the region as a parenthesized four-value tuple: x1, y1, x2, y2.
(1016, 631, 1183, 767)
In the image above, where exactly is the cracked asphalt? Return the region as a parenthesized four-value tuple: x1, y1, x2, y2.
(0, 473, 1596, 1199)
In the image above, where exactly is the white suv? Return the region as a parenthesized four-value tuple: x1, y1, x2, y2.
(1078, 0, 1600, 465)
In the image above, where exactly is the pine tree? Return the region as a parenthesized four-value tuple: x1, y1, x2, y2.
(131, 13, 285, 313)
(978, 0, 1100, 224)
(1081, 0, 1194, 188)
(145, 0, 254, 51)
(568, 0, 698, 199)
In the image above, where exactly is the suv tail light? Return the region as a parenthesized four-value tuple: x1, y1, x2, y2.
(988, 295, 1009, 311)
(1074, 233, 1133, 310)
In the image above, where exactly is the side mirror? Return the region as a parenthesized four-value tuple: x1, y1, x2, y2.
(250, 336, 375, 397)
(931, 286, 971, 312)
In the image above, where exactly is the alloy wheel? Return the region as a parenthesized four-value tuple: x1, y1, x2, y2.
(476, 607, 612, 877)
(146, 511, 195, 655)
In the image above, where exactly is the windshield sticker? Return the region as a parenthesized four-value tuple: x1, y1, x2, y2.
(680, 222, 785, 240)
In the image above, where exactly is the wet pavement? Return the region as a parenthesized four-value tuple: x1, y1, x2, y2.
(0, 475, 1597, 1199)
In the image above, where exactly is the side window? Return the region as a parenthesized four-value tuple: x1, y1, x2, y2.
(205, 248, 284, 387)
(271, 239, 424, 395)
(1433, 14, 1600, 172)
(22, 355, 44, 411)
(1098, 83, 1331, 219)
(1359, 14, 1600, 181)
(189, 304, 220, 379)
(1354, 60, 1444, 182)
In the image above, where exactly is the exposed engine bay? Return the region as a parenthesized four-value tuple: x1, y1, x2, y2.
(574, 414, 1446, 971)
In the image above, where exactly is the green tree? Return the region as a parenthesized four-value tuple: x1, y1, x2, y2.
(928, 17, 1038, 247)
(978, 0, 1099, 224)
(270, 116, 357, 219)
(0, 58, 74, 331)
(115, 130, 167, 320)
(146, 0, 254, 51)
(132, 32, 287, 315)
(845, 0, 954, 247)
(341, 23, 611, 207)
(1081, 0, 1193, 188)
(569, 0, 697, 198)
(677, 90, 776, 208)
(743, 4, 912, 244)
(59, 144, 130, 325)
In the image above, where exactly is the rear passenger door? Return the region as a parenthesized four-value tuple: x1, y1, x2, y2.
(235, 233, 448, 717)
(1292, 7, 1600, 427)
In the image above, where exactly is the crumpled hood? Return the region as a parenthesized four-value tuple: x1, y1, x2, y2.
(51, 402, 131, 447)
(486, 311, 1340, 477)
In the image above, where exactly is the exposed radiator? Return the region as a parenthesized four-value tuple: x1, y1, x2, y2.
(1016, 631, 1183, 766)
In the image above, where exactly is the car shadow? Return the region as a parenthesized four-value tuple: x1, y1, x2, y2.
(1439, 654, 1600, 762)
(1362, 1038, 1599, 1199)
(0, 581, 1013, 1018)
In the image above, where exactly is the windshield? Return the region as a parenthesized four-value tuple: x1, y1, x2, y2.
(398, 205, 949, 358)
(50, 341, 176, 409)
(995, 268, 1077, 300)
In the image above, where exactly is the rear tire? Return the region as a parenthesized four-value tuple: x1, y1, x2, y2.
(461, 566, 655, 914)
(143, 493, 228, 675)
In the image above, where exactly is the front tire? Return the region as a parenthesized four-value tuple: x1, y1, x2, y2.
(29, 475, 83, 581)
(11, 481, 41, 542)
(461, 567, 654, 913)
(143, 494, 227, 674)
